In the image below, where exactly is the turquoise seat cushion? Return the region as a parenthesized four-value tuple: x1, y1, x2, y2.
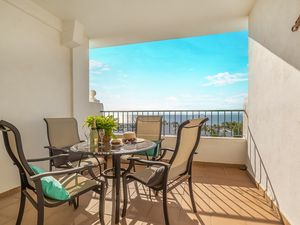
(136, 147, 157, 157)
(136, 141, 160, 157)
(29, 164, 70, 201)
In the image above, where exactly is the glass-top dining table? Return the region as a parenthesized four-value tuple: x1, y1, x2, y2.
(68, 139, 157, 224)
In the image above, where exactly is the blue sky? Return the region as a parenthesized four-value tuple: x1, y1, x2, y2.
(89, 31, 248, 110)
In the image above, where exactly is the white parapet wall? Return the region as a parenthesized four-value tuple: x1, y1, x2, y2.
(162, 136, 247, 165)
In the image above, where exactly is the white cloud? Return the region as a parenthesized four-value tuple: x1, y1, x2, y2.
(89, 60, 111, 74)
(203, 72, 248, 87)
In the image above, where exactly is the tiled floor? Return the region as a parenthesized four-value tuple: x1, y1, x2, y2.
(0, 164, 283, 225)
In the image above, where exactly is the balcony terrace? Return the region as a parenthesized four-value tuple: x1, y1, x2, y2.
(1, 0, 299, 225)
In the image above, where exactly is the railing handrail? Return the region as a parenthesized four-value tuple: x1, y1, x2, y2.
(101, 109, 244, 112)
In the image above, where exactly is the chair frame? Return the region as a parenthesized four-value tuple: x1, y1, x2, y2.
(0, 120, 106, 225)
(122, 118, 208, 225)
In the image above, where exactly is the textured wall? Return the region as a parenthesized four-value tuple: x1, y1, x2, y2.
(248, 1, 300, 223)
(0, 0, 71, 193)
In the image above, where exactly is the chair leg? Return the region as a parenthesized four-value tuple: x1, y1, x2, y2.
(188, 176, 197, 213)
(36, 200, 44, 225)
(121, 176, 128, 217)
(73, 197, 79, 209)
(49, 161, 52, 172)
(99, 183, 106, 225)
(103, 157, 108, 186)
(16, 190, 26, 225)
(162, 188, 170, 225)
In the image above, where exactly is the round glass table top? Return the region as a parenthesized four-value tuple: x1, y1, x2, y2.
(69, 139, 156, 156)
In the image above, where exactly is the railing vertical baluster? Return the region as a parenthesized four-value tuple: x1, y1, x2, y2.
(174, 111, 177, 135)
(121, 112, 124, 133)
(131, 112, 134, 131)
(224, 111, 226, 137)
(168, 111, 171, 135)
(117, 112, 119, 132)
(100, 110, 243, 138)
(163, 111, 165, 136)
(231, 111, 233, 137)
(180, 111, 182, 124)
(126, 112, 129, 132)
(218, 111, 220, 136)
(210, 111, 213, 136)
(204, 111, 207, 136)
(238, 111, 240, 137)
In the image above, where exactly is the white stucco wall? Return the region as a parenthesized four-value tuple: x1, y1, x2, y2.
(248, 1, 300, 224)
(72, 38, 104, 139)
(0, 0, 71, 193)
(162, 136, 246, 165)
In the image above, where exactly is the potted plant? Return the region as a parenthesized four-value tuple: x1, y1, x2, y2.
(84, 115, 118, 146)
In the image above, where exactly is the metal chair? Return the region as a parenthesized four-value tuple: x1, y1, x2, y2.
(44, 118, 106, 171)
(120, 116, 163, 165)
(122, 118, 208, 225)
(135, 115, 164, 159)
(0, 120, 106, 225)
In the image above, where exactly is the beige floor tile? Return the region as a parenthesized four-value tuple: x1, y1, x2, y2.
(211, 216, 246, 225)
(0, 165, 284, 225)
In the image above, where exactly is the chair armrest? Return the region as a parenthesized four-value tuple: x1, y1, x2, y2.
(127, 157, 170, 169)
(30, 164, 93, 181)
(27, 154, 69, 162)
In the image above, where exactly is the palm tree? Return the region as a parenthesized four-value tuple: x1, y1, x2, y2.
(171, 121, 179, 131)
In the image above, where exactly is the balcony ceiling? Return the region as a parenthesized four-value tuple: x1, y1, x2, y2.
(32, 0, 255, 48)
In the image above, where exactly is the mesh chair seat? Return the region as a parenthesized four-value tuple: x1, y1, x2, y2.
(74, 156, 106, 167)
(44, 173, 99, 205)
(126, 164, 180, 187)
(58, 173, 98, 197)
(126, 166, 162, 184)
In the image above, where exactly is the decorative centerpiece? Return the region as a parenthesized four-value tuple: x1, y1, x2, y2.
(122, 132, 136, 144)
(84, 115, 118, 149)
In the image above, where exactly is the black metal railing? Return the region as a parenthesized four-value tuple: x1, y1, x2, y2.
(101, 110, 244, 137)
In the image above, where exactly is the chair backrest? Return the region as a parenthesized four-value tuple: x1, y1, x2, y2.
(168, 118, 208, 180)
(135, 116, 162, 141)
(44, 118, 81, 148)
(0, 120, 35, 189)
